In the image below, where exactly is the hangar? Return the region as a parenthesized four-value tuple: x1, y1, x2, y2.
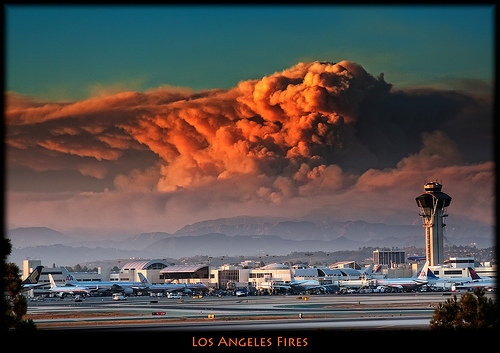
(117, 259, 170, 284)
(159, 265, 209, 285)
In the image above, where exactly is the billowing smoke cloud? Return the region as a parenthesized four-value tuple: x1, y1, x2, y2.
(5, 61, 494, 234)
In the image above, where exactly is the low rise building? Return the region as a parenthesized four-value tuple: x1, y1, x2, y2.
(159, 264, 209, 285)
(118, 259, 170, 284)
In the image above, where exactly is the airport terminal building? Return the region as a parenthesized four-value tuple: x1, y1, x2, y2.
(22, 254, 496, 295)
(114, 259, 170, 284)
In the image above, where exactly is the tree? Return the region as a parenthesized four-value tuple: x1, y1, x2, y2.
(1, 238, 36, 331)
(431, 288, 498, 330)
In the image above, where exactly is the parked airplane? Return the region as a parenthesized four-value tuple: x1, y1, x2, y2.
(138, 273, 187, 293)
(48, 274, 90, 297)
(360, 264, 375, 278)
(375, 262, 429, 292)
(339, 264, 391, 289)
(469, 268, 493, 282)
(339, 277, 377, 290)
(21, 266, 45, 291)
(61, 267, 148, 295)
(423, 267, 482, 289)
(371, 265, 384, 278)
(138, 273, 208, 294)
(186, 283, 209, 292)
(338, 264, 378, 289)
(451, 269, 496, 292)
(289, 279, 324, 292)
(261, 266, 337, 294)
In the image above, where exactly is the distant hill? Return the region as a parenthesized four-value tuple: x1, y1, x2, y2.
(175, 216, 284, 237)
(174, 217, 423, 242)
(172, 217, 494, 247)
(143, 233, 351, 258)
(6, 218, 494, 267)
(123, 231, 172, 249)
(7, 227, 73, 248)
(8, 244, 141, 268)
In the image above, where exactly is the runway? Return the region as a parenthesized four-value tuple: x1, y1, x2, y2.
(36, 315, 432, 331)
(25, 292, 468, 331)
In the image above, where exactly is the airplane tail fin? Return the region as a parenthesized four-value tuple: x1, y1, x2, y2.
(468, 268, 481, 280)
(60, 267, 77, 283)
(138, 273, 151, 287)
(49, 274, 57, 289)
(416, 261, 429, 280)
(22, 266, 44, 285)
(374, 265, 382, 274)
(362, 264, 374, 275)
(426, 267, 438, 278)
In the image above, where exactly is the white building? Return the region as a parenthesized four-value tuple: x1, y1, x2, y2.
(117, 259, 170, 284)
(208, 263, 363, 291)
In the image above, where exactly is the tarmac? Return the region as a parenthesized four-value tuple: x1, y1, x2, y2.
(26, 291, 465, 330)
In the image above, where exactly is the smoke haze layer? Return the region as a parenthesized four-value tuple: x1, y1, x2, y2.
(5, 61, 494, 235)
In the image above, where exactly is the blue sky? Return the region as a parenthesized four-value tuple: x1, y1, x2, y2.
(6, 5, 495, 101)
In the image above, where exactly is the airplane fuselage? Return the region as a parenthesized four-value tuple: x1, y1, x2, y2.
(376, 278, 427, 291)
(49, 286, 90, 295)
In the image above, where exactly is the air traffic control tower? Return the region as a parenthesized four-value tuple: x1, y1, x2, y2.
(415, 182, 452, 266)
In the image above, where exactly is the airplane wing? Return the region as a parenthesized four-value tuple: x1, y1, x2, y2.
(383, 284, 404, 290)
(110, 284, 125, 290)
(268, 284, 291, 289)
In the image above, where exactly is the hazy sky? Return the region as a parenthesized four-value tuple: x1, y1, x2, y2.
(5, 5, 495, 238)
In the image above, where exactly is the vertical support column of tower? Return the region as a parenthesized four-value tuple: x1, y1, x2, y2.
(415, 182, 452, 266)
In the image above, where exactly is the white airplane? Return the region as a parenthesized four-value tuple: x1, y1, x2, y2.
(469, 268, 493, 282)
(423, 267, 483, 289)
(339, 277, 377, 290)
(48, 274, 90, 297)
(338, 264, 378, 289)
(261, 267, 337, 294)
(375, 262, 429, 292)
(21, 266, 46, 291)
(360, 264, 375, 278)
(451, 269, 496, 292)
(138, 273, 208, 294)
(61, 267, 149, 295)
(371, 265, 384, 278)
(138, 273, 186, 293)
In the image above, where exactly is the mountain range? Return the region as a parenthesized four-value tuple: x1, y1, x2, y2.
(6, 216, 494, 267)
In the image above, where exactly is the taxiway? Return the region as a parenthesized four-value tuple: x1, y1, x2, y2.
(25, 292, 471, 330)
